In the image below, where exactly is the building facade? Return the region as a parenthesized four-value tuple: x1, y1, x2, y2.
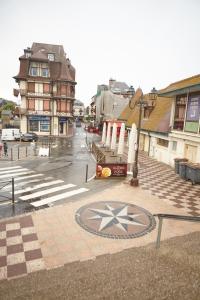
(73, 99, 85, 120)
(159, 75, 200, 165)
(14, 43, 76, 136)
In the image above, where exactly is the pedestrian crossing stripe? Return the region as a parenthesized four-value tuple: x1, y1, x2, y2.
(0, 168, 28, 175)
(14, 179, 64, 195)
(19, 184, 76, 201)
(0, 166, 22, 171)
(14, 174, 44, 181)
(0, 165, 89, 208)
(31, 188, 89, 207)
(0, 171, 35, 179)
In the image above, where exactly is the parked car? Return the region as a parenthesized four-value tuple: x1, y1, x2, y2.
(21, 132, 38, 142)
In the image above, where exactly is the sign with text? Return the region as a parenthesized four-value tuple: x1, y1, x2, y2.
(96, 163, 127, 178)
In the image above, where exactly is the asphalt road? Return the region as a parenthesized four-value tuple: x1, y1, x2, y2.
(0, 126, 122, 219)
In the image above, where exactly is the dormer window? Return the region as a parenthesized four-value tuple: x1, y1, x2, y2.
(48, 53, 55, 61)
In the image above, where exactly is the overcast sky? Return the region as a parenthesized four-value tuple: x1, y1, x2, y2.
(0, 0, 200, 106)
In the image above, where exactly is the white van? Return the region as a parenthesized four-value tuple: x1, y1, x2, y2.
(1, 128, 21, 141)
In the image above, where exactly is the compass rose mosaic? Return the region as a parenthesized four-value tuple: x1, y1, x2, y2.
(75, 201, 156, 239)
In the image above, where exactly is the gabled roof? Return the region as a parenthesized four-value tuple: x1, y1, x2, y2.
(118, 88, 172, 133)
(118, 88, 143, 121)
(158, 74, 200, 97)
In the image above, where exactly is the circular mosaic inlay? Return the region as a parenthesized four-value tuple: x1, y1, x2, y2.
(75, 201, 156, 239)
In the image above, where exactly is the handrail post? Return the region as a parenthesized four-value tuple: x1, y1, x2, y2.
(11, 148, 13, 161)
(156, 217, 163, 249)
(85, 164, 88, 182)
(12, 177, 14, 204)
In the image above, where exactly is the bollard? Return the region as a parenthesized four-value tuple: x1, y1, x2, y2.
(18, 146, 20, 160)
(12, 177, 15, 204)
(26, 146, 28, 157)
(85, 164, 88, 182)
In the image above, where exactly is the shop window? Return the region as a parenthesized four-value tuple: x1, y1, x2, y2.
(43, 100, 50, 111)
(27, 99, 35, 110)
(29, 120, 39, 131)
(28, 82, 35, 93)
(157, 138, 169, 147)
(40, 120, 50, 132)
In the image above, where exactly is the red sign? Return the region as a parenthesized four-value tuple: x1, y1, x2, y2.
(96, 163, 127, 178)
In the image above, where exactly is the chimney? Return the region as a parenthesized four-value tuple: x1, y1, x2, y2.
(24, 47, 32, 58)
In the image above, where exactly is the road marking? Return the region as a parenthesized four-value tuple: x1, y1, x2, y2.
(0, 166, 22, 171)
(14, 174, 44, 181)
(19, 184, 76, 200)
(15, 179, 64, 195)
(0, 168, 28, 175)
(0, 171, 34, 179)
(31, 188, 89, 207)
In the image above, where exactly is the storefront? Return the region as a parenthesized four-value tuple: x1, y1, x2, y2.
(28, 115, 51, 134)
(59, 117, 68, 135)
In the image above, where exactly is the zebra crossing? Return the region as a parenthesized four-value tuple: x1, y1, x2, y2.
(0, 166, 89, 208)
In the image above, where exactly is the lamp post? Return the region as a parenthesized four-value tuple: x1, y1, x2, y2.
(129, 91, 146, 187)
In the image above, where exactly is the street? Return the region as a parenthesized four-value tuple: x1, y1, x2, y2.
(0, 125, 116, 219)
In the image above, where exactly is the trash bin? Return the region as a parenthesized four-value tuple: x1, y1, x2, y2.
(185, 163, 200, 185)
(179, 162, 188, 179)
(174, 158, 188, 174)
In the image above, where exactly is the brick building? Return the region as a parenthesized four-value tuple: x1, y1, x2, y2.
(14, 43, 76, 136)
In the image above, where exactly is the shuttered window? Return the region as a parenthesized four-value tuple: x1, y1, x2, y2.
(27, 99, 35, 110)
(43, 100, 50, 111)
(43, 83, 50, 94)
(28, 82, 35, 93)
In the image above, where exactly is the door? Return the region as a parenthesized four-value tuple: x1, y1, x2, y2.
(185, 144, 197, 163)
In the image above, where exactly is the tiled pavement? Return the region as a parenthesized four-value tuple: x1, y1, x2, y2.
(138, 152, 200, 216)
(0, 152, 200, 281)
(0, 215, 45, 280)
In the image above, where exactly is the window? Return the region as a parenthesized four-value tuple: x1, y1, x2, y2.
(29, 120, 39, 131)
(70, 86, 75, 96)
(157, 138, 169, 147)
(173, 95, 187, 130)
(42, 68, 49, 77)
(57, 100, 67, 112)
(48, 53, 55, 61)
(43, 83, 50, 94)
(27, 99, 35, 110)
(172, 141, 177, 151)
(43, 100, 50, 111)
(28, 82, 35, 93)
(30, 67, 38, 76)
(61, 85, 67, 95)
(40, 120, 50, 132)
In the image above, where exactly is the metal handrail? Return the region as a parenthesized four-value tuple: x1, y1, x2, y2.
(153, 213, 200, 249)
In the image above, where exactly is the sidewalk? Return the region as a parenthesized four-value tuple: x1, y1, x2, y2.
(0, 150, 199, 299)
(0, 168, 199, 281)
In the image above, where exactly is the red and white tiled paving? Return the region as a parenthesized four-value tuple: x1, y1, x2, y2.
(138, 152, 200, 217)
(0, 215, 45, 280)
(0, 152, 200, 281)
